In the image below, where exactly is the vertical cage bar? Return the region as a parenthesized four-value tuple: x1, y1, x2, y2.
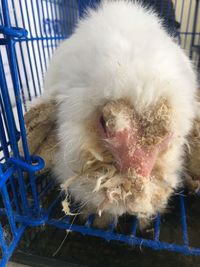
(13, 48, 27, 110)
(60, 0, 68, 38)
(85, 214, 94, 227)
(154, 214, 161, 241)
(49, 0, 58, 49)
(190, 0, 200, 58)
(0, 110, 20, 214)
(0, 223, 7, 255)
(180, 195, 189, 247)
(24, 0, 42, 95)
(41, 0, 51, 60)
(131, 216, 137, 236)
(53, 0, 61, 47)
(35, 0, 48, 70)
(30, 0, 45, 81)
(18, 0, 38, 98)
(1, 185, 17, 237)
(11, 0, 32, 103)
(183, 0, 192, 49)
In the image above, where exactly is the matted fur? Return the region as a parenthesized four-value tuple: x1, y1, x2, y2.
(184, 91, 200, 192)
(59, 97, 173, 221)
(41, 1, 198, 226)
(22, 100, 58, 172)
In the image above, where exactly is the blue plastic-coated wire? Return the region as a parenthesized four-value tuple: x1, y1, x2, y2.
(35, 0, 48, 70)
(1, 184, 17, 236)
(105, 219, 117, 242)
(109, 219, 117, 232)
(7, 174, 20, 214)
(69, 1, 76, 36)
(0, 53, 19, 156)
(179, 195, 189, 247)
(0, 112, 20, 213)
(0, 164, 17, 237)
(0, 38, 8, 45)
(48, 217, 200, 256)
(59, 0, 67, 38)
(53, 0, 60, 47)
(30, 0, 45, 86)
(130, 216, 137, 236)
(0, 26, 28, 38)
(8, 156, 45, 173)
(10, 0, 32, 104)
(180, 32, 200, 35)
(0, 223, 8, 256)
(0, 168, 14, 192)
(0, 6, 4, 25)
(159, 0, 165, 17)
(0, 111, 10, 160)
(0, 93, 11, 146)
(46, 192, 63, 217)
(5, 35, 42, 217)
(197, 33, 200, 65)
(49, 0, 57, 49)
(24, 0, 42, 95)
(38, 179, 54, 199)
(2, 42, 30, 158)
(13, 46, 27, 110)
(179, 0, 185, 36)
(15, 36, 67, 42)
(0, 52, 29, 214)
(183, 0, 192, 49)
(0, 224, 25, 267)
(190, 0, 200, 58)
(154, 214, 161, 241)
(14, 212, 48, 227)
(46, 0, 56, 51)
(60, 0, 68, 37)
(166, 0, 171, 27)
(44, 0, 55, 54)
(62, 0, 76, 37)
(70, 1, 79, 36)
(41, 0, 51, 60)
(85, 214, 94, 228)
(1, 0, 43, 216)
(18, 0, 38, 98)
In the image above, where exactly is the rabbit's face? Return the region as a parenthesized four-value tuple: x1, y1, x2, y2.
(66, 98, 173, 218)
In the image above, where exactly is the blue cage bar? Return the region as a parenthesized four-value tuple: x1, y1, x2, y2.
(0, 0, 200, 266)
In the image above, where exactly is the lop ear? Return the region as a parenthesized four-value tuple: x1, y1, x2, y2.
(184, 90, 200, 193)
(20, 100, 58, 173)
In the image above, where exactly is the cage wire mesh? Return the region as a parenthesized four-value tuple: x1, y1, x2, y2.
(0, 0, 200, 266)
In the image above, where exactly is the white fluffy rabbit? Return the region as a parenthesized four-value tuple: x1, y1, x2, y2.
(44, 1, 198, 227)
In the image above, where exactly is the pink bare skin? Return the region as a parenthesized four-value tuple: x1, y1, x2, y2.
(99, 115, 172, 177)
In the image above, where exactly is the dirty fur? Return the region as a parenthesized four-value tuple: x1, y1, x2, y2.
(59, 98, 174, 226)
(23, 94, 200, 227)
(21, 100, 58, 172)
(25, 1, 199, 227)
(184, 92, 200, 193)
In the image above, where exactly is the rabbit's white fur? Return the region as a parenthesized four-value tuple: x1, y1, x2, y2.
(44, 1, 198, 224)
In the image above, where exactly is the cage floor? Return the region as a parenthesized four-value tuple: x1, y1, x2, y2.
(12, 185, 200, 267)
(12, 222, 200, 267)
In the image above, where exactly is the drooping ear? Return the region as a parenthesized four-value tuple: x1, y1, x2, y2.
(20, 99, 58, 173)
(184, 90, 200, 193)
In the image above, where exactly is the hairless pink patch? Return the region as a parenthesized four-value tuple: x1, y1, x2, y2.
(98, 116, 173, 177)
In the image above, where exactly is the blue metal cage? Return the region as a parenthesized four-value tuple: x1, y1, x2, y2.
(0, 0, 200, 266)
